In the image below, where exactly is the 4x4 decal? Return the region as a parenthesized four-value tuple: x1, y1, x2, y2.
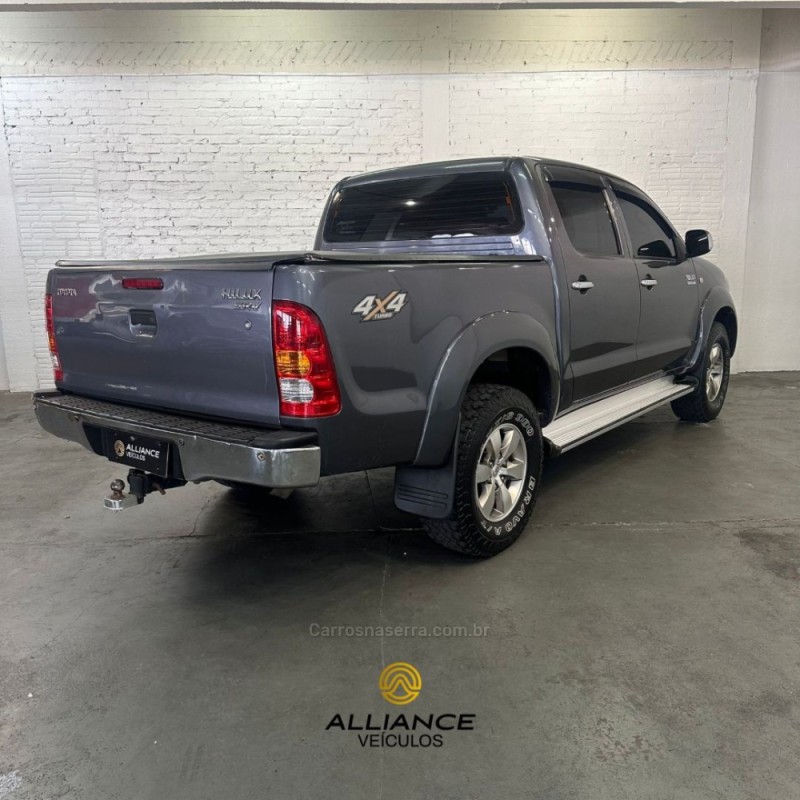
(352, 291, 408, 322)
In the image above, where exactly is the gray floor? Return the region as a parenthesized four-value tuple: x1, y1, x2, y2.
(1, 373, 799, 800)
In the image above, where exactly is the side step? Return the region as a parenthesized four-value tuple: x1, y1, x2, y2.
(543, 376, 694, 455)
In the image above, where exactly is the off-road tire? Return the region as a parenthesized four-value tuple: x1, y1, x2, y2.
(423, 384, 543, 558)
(671, 321, 731, 422)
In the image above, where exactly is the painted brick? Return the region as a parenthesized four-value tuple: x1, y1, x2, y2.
(1, 73, 422, 387)
(0, 8, 775, 388)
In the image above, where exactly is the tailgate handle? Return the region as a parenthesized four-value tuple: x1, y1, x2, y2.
(129, 309, 157, 336)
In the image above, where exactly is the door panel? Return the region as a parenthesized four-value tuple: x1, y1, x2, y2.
(611, 184, 700, 378)
(633, 258, 700, 375)
(542, 166, 641, 403)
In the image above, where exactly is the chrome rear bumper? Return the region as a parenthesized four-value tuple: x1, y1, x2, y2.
(33, 392, 320, 489)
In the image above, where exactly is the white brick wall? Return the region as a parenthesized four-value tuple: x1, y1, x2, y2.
(0, 8, 776, 389)
(1, 74, 423, 386)
(447, 70, 752, 310)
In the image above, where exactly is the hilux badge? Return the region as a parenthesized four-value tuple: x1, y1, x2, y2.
(352, 291, 409, 322)
(221, 288, 262, 311)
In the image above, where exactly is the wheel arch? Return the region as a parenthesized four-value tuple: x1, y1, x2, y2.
(469, 346, 553, 421)
(413, 312, 559, 467)
(688, 286, 738, 371)
(714, 305, 738, 355)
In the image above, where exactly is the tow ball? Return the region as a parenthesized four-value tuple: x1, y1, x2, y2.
(104, 469, 186, 512)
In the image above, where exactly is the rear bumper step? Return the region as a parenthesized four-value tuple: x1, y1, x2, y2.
(33, 392, 320, 489)
(542, 376, 694, 454)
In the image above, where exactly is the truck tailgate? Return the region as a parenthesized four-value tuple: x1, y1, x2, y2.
(50, 256, 292, 426)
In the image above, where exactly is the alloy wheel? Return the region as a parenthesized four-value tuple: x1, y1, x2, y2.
(473, 422, 528, 523)
(706, 343, 724, 402)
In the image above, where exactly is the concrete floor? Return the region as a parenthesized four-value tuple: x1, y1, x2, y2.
(1, 373, 799, 800)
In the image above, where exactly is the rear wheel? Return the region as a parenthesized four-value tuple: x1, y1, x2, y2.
(423, 384, 543, 558)
(671, 321, 731, 422)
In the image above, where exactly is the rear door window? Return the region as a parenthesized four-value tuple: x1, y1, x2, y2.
(548, 182, 621, 257)
(323, 173, 523, 243)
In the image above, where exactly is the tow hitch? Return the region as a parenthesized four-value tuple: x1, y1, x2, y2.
(104, 469, 187, 511)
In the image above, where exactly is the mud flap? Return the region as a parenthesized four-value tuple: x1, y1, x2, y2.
(394, 441, 457, 519)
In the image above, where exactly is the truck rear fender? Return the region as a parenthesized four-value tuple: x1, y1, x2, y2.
(413, 311, 559, 467)
(395, 312, 558, 519)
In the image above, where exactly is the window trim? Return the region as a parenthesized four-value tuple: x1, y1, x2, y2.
(542, 170, 625, 260)
(609, 180, 686, 264)
(321, 171, 526, 244)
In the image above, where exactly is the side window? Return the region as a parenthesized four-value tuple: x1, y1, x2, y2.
(548, 181, 620, 257)
(615, 190, 677, 259)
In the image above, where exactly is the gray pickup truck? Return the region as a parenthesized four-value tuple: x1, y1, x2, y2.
(35, 157, 736, 557)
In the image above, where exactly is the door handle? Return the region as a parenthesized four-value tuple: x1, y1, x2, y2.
(129, 309, 157, 337)
(640, 275, 658, 289)
(571, 277, 594, 293)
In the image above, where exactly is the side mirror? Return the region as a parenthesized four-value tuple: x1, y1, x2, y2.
(685, 229, 712, 257)
(637, 239, 673, 259)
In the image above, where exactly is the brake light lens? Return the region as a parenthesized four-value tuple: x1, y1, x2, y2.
(122, 277, 163, 290)
(273, 301, 340, 417)
(45, 293, 63, 382)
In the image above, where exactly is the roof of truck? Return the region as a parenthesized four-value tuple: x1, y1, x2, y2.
(339, 156, 630, 188)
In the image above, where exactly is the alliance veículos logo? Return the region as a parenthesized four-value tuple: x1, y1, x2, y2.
(113, 438, 160, 462)
(324, 661, 476, 749)
(378, 662, 422, 706)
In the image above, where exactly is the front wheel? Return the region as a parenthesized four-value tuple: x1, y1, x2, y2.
(423, 384, 543, 558)
(671, 321, 731, 422)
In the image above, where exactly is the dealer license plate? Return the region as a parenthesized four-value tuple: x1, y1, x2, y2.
(102, 430, 170, 477)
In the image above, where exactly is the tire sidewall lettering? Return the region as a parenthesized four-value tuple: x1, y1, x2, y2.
(513, 412, 535, 438)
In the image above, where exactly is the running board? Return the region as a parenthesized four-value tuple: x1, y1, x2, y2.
(543, 376, 694, 455)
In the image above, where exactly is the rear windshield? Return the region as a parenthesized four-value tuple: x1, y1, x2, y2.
(323, 172, 523, 243)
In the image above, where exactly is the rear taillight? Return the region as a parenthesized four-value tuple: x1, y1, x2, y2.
(45, 293, 63, 382)
(272, 301, 340, 417)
